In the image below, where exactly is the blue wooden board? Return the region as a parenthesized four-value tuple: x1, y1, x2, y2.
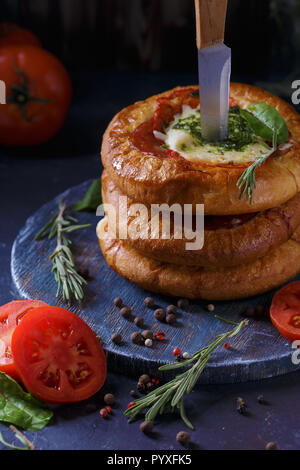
(10, 180, 300, 384)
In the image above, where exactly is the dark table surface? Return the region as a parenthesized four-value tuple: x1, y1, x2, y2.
(1, 71, 300, 451)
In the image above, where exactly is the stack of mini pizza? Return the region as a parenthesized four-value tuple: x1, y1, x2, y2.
(98, 83, 300, 300)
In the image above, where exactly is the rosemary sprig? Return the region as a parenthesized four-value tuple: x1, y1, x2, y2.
(237, 128, 278, 203)
(125, 318, 248, 430)
(35, 201, 91, 303)
(0, 425, 35, 451)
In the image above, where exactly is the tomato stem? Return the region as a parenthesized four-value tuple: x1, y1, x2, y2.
(7, 66, 52, 122)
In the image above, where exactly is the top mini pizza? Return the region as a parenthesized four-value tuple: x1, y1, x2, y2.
(102, 83, 300, 215)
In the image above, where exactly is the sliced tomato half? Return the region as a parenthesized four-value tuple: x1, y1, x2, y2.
(270, 281, 300, 342)
(0, 300, 47, 380)
(11, 306, 107, 403)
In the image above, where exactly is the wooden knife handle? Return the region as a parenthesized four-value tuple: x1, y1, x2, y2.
(194, 0, 228, 50)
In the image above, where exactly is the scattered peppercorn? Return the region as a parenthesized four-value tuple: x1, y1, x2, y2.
(182, 352, 190, 359)
(154, 331, 165, 341)
(139, 374, 151, 384)
(255, 305, 265, 317)
(257, 394, 265, 404)
(114, 297, 123, 308)
(236, 397, 247, 415)
(104, 393, 115, 406)
(244, 306, 255, 317)
(120, 306, 132, 319)
(154, 308, 166, 322)
(146, 382, 155, 393)
(144, 297, 155, 308)
(176, 354, 184, 362)
(207, 304, 215, 312)
(167, 305, 177, 315)
(176, 431, 191, 446)
(224, 343, 231, 350)
(173, 347, 182, 357)
(265, 442, 277, 450)
(100, 408, 108, 419)
(127, 402, 136, 409)
(111, 333, 122, 345)
(130, 390, 137, 398)
(105, 406, 112, 414)
(140, 420, 153, 434)
(134, 316, 144, 327)
(137, 382, 146, 394)
(131, 331, 144, 345)
(166, 313, 176, 325)
(142, 330, 153, 340)
(145, 339, 153, 347)
(177, 299, 189, 310)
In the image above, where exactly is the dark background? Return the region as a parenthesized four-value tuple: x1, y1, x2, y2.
(1, 0, 300, 451)
(1, 0, 299, 78)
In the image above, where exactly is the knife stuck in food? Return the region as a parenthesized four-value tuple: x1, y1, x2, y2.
(194, 0, 231, 141)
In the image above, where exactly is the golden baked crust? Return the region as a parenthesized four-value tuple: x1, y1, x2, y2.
(97, 217, 300, 301)
(101, 83, 300, 215)
(102, 171, 300, 268)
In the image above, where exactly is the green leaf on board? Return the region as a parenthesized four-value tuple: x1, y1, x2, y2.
(72, 179, 102, 212)
(0, 372, 53, 431)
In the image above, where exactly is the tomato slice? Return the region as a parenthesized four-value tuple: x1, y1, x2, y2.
(11, 306, 107, 403)
(0, 300, 47, 381)
(270, 281, 300, 342)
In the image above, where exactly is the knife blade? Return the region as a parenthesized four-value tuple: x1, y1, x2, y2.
(194, 0, 231, 141)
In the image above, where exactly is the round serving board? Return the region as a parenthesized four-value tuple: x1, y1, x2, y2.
(11, 180, 300, 384)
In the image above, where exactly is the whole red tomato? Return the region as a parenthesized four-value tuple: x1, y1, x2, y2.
(0, 45, 72, 146)
(0, 23, 42, 48)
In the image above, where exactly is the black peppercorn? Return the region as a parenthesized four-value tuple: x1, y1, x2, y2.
(166, 313, 176, 325)
(255, 305, 265, 317)
(146, 381, 155, 393)
(176, 354, 184, 362)
(131, 331, 144, 345)
(265, 442, 277, 450)
(104, 393, 115, 405)
(142, 330, 153, 340)
(111, 333, 122, 345)
(257, 394, 265, 404)
(154, 308, 166, 322)
(130, 390, 137, 398)
(137, 382, 146, 394)
(139, 374, 151, 384)
(236, 396, 247, 415)
(140, 420, 153, 434)
(134, 316, 144, 327)
(167, 305, 177, 315)
(177, 299, 189, 310)
(120, 306, 132, 319)
(144, 297, 155, 308)
(176, 431, 191, 446)
(244, 306, 255, 317)
(114, 297, 123, 308)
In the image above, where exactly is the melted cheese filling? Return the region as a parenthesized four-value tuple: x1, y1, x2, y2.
(163, 106, 269, 164)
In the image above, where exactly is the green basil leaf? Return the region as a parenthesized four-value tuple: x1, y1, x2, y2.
(241, 102, 288, 145)
(72, 179, 102, 212)
(0, 372, 53, 431)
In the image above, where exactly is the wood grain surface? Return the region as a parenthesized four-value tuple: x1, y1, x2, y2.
(10, 180, 300, 384)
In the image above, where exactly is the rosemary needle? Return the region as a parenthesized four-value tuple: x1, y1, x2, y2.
(35, 200, 91, 304)
(237, 129, 278, 203)
(125, 319, 248, 429)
